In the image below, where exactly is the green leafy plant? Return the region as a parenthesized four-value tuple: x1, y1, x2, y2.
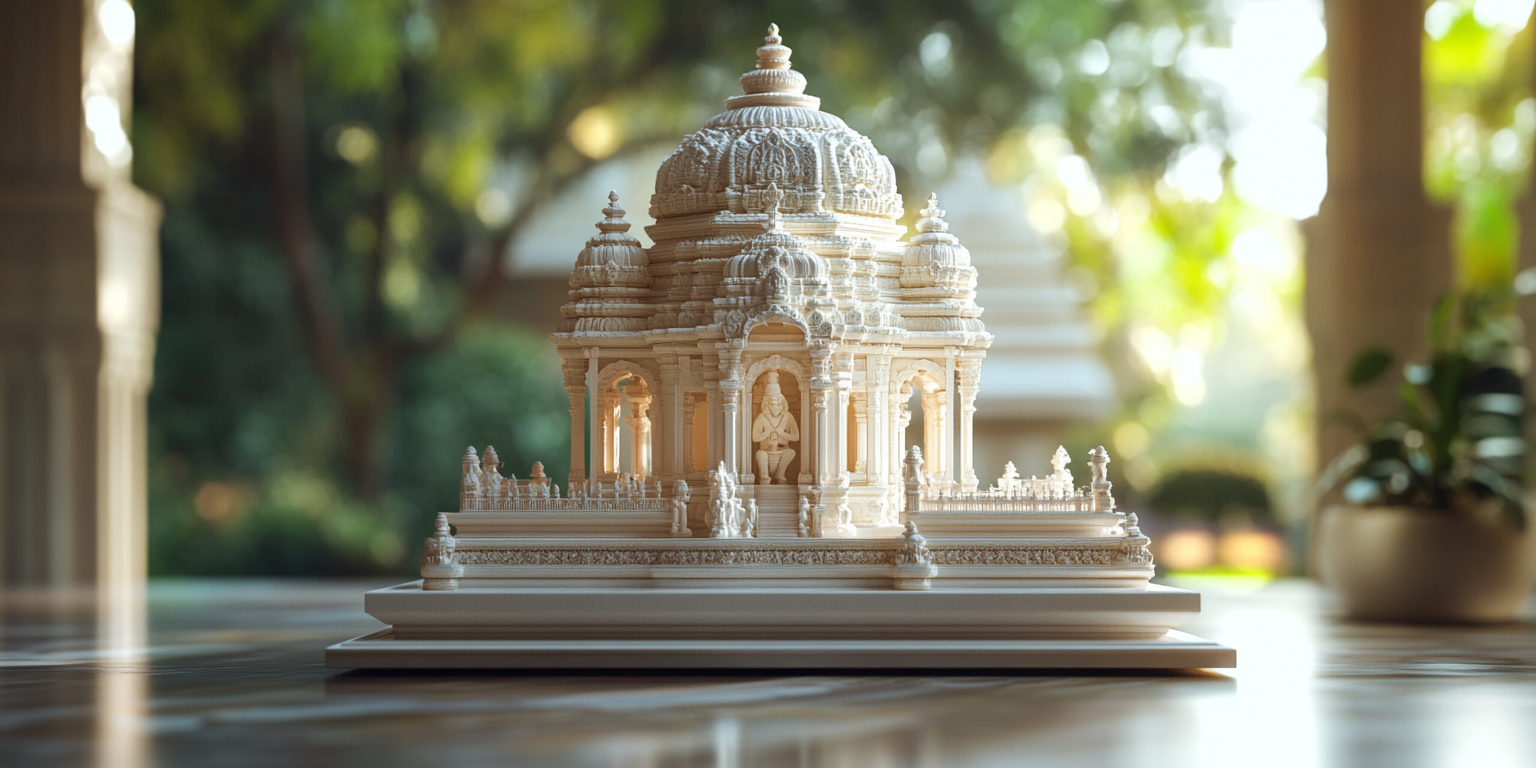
(1325, 291, 1528, 529)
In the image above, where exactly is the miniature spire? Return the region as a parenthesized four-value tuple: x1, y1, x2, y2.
(729, 23, 819, 110)
(434, 512, 452, 538)
(916, 193, 950, 234)
(901, 191, 975, 292)
(598, 190, 631, 235)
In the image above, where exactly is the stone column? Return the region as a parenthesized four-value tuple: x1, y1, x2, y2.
(681, 392, 697, 475)
(586, 352, 599, 488)
(958, 358, 981, 491)
(626, 392, 652, 478)
(945, 352, 957, 486)
(561, 359, 586, 490)
(1305, 0, 1453, 469)
(718, 348, 743, 475)
(835, 353, 853, 482)
(868, 356, 891, 486)
(810, 346, 835, 485)
(1, 0, 161, 589)
(658, 357, 681, 484)
(850, 392, 868, 476)
(893, 390, 912, 486)
(603, 393, 621, 476)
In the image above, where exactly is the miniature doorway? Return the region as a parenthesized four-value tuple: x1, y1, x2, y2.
(602, 374, 652, 479)
(899, 371, 948, 486)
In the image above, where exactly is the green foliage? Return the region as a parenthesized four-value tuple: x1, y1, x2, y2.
(1346, 345, 1396, 389)
(1148, 468, 1274, 525)
(1423, 2, 1534, 293)
(1329, 292, 1528, 529)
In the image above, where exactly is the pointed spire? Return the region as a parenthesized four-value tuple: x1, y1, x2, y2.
(597, 190, 630, 234)
(916, 193, 950, 234)
(729, 23, 819, 110)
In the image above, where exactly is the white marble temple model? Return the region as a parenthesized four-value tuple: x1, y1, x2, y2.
(328, 25, 1233, 670)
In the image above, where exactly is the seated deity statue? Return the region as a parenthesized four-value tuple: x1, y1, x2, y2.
(752, 371, 799, 484)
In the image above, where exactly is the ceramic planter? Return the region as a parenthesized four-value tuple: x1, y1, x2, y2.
(1317, 505, 1536, 623)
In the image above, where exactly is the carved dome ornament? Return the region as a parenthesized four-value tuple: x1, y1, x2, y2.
(650, 25, 901, 220)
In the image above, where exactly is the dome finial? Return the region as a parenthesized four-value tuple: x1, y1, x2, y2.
(728, 22, 819, 110)
(598, 191, 630, 234)
(916, 193, 949, 234)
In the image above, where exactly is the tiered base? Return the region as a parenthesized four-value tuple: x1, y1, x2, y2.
(325, 581, 1235, 670)
(326, 629, 1233, 669)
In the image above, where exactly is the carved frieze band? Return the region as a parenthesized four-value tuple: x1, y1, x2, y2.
(450, 542, 1152, 568)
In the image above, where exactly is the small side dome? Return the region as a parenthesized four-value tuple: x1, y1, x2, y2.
(724, 185, 826, 284)
(901, 194, 977, 292)
(561, 192, 653, 334)
(572, 191, 649, 288)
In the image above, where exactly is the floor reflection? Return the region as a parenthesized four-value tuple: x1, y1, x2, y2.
(0, 579, 1531, 768)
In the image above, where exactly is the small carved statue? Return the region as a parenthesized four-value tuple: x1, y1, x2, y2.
(996, 461, 1021, 494)
(671, 479, 692, 537)
(1050, 446, 1072, 482)
(752, 371, 799, 484)
(1088, 445, 1111, 484)
(797, 494, 811, 537)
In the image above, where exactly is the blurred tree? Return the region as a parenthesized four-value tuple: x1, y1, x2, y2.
(133, 0, 1227, 573)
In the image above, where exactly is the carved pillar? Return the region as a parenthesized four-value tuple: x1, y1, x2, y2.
(561, 359, 586, 489)
(850, 392, 868, 475)
(625, 392, 652, 478)
(603, 392, 621, 476)
(957, 358, 981, 491)
(835, 353, 853, 482)
(810, 346, 835, 485)
(681, 392, 697, 475)
(705, 371, 721, 470)
(658, 358, 681, 483)
(921, 388, 949, 486)
(868, 356, 891, 486)
(945, 351, 957, 486)
(586, 351, 599, 488)
(891, 380, 910, 485)
(718, 348, 743, 475)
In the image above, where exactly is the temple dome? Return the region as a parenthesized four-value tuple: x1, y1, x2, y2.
(649, 24, 903, 221)
(561, 192, 652, 334)
(901, 193, 977, 294)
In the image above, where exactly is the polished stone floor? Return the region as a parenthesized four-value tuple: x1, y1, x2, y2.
(1, 578, 1534, 768)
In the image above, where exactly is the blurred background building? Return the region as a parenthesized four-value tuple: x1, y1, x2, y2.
(4, 0, 1536, 586)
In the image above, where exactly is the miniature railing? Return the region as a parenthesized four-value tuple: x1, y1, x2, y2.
(916, 486, 1098, 513)
(455, 447, 681, 514)
(902, 445, 1116, 515)
(461, 496, 669, 513)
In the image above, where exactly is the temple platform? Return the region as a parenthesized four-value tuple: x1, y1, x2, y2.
(324, 581, 1235, 669)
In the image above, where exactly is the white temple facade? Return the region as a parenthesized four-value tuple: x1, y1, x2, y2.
(551, 25, 989, 538)
(327, 25, 1232, 670)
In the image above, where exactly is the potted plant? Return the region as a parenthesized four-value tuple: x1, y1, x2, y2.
(1316, 291, 1536, 622)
